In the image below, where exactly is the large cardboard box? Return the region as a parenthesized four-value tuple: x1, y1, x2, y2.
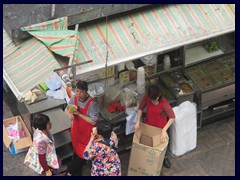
(3, 116, 32, 155)
(127, 123, 168, 176)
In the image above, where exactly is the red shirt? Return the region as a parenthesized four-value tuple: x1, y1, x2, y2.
(139, 94, 175, 128)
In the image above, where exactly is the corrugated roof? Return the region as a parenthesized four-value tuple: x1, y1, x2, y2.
(73, 4, 235, 75)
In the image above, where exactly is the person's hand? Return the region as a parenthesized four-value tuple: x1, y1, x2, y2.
(161, 129, 168, 143)
(88, 132, 96, 144)
(66, 111, 74, 120)
(134, 121, 140, 131)
(45, 169, 52, 176)
(73, 111, 81, 117)
(92, 127, 98, 138)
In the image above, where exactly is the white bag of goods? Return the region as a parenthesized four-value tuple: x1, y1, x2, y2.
(170, 101, 197, 157)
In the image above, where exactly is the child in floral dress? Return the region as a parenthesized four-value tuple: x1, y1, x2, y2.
(24, 114, 62, 176)
(83, 120, 121, 176)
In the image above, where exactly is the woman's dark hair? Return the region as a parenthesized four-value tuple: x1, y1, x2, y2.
(32, 114, 50, 131)
(76, 81, 88, 91)
(97, 120, 112, 140)
(148, 85, 162, 101)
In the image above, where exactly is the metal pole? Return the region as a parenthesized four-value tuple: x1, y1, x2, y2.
(104, 16, 109, 108)
(51, 4, 56, 19)
(53, 60, 93, 72)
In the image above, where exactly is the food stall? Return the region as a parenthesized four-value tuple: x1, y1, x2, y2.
(3, 4, 235, 157)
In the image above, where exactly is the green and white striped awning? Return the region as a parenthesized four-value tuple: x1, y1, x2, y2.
(17, 4, 235, 76)
(3, 4, 235, 99)
(72, 4, 235, 75)
(3, 29, 61, 100)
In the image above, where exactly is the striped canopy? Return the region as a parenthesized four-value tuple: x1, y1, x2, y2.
(4, 17, 70, 100)
(18, 4, 235, 76)
(73, 4, 235, 75)
(3, 29, 61, 100)
(21, 17, 80, 64)
(3, 4, 235, 100)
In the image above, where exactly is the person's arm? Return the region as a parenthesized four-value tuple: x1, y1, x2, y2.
(73, 101, 99, 125)
(161, 101, 176, 143)
(83, 132, 97, 160)
(109, 131, 118, 148)
(134, 95, 147, 130)
(161, 118, 174, 143)
(37, 140, 52, 176)
(134, 109, 143, 130)
(84, 132, 95, 153)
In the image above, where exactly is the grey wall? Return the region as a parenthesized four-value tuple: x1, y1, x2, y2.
(3, 4, 150, 42)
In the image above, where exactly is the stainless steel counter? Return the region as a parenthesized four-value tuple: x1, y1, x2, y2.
(22, 97, 66, 114)
(42, 108, 71, 135)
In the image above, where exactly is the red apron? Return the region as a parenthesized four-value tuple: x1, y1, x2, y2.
(71, 96, 95, 158)
(144, 97, 168, 129)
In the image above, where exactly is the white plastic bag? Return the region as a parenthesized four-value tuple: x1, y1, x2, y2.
(170, 101, 197, 157)
(140, 54, 157, 66)
(121, 88, 138, 108)
(6, 117, 26, 142)
(125, 110, 137, 135)
(45, 73, 62, 91)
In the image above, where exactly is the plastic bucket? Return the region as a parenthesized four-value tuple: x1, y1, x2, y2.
(88, 83, 105, 109)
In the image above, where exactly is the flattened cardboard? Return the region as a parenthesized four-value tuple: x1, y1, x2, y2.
(3, 116, 32, 153)
(128, 122, 168, 176)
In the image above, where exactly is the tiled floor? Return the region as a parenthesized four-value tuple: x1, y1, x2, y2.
(161, 116, 235, 176)
(3, 100, 235, 176)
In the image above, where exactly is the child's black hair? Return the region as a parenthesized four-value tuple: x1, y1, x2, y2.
(32, 114, 50, 131)
(97, 120, 112, 140)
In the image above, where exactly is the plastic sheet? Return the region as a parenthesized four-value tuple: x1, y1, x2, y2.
(170, 101, 197, 157)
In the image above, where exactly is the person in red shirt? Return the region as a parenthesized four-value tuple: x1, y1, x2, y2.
(65, 81, 100, 176)
(134, 85, 175, 168)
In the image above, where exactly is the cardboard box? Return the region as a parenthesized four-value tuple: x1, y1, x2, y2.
(127, 123, 168, 176)
(3, 116, 32, 155)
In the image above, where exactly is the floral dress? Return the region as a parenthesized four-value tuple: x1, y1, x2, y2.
(24, 129, 59, 174)
(83, 131, 121, 176)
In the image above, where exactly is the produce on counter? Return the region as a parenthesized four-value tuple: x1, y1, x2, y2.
(23, 91, 33, 102)
(31, 93, 38, 103)
(32, 88, 41, 95)
(180, 83, 193, 93)
(67, 104, 78, 113)
(204, 40, 219, 53)
(23, 88, 42, 103)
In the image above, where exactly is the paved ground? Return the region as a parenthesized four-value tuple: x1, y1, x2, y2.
(3, 97, 235, 176)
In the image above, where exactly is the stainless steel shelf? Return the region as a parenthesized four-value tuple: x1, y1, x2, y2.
(185, 45, 224, 66)
(201, 102, 235, 121)
(44, 108, 72, 135)
(54, 130, 72, 149)
(56, 143, 74, 160)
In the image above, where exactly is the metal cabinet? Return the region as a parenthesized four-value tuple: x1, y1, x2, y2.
(201, 84, 235, 109)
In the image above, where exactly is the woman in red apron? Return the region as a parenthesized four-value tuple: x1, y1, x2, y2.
(65, 81, 99, 176)
(135, 85, 175, 169)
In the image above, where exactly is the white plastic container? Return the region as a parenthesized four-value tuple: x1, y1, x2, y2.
(137, 81, 145, 94)
(137, 67, 145, 94)
(163, 54, 171, 70)
(88, 83, 105, 109)
(137, 67, 145, 82)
